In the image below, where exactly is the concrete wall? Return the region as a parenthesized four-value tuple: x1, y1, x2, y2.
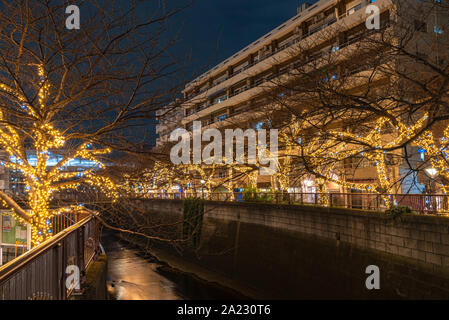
(203, 202, 449, 269)
(132, 199, 449, 299)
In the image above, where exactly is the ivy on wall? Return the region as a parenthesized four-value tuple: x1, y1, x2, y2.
(182, 198, 204, 248)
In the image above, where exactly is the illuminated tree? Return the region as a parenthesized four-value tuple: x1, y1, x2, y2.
(0, 0, 187, 245)
(416, 122, 449, 208)
(0, 64, 119, 245)
(257, 0, 449, 209)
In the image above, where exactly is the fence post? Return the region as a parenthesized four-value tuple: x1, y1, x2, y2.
(347, 193, 350, 209)
(422, 195, 425, 214)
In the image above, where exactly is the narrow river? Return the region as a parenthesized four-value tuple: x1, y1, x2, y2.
(101, 232, 246, 300)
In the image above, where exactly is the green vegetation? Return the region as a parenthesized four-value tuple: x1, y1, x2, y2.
(385, 206, 412, 219)
(182, 198, 204, 248)
(242, 187, 275, 202)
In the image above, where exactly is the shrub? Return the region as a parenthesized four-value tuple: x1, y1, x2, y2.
(385, 205, 411, 218)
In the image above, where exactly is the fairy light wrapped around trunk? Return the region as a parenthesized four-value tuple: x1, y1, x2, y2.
(0, 64, 119, 246)
(416, 124, 449, 212)
(285, 114, 430, 209)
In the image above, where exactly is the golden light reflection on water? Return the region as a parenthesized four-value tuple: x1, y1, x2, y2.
(106, 243, 183, 300)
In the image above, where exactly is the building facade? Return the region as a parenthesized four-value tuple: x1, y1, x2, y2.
(159, 0, 449, 200)
(155, 101, 184, 151)
(181, 0, 392, 130)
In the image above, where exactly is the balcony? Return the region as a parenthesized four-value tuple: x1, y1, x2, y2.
(184, 13, 341, 103)
(186, 32, 381, 120)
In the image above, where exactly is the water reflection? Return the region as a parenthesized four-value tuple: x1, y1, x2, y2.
(105, 240, 182, 300)
(102, 232, 248, 300)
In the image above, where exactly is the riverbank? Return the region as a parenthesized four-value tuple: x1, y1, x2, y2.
(121, 199, 449, 299)
(102, 231, 248, 300)
(119, 232, 258, 299)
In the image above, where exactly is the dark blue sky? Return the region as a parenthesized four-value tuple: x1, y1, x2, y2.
(171, 0, 313, 79)
(133, 0, 314, 145)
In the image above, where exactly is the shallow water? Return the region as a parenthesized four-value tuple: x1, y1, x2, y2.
(102, 232, 246, 300)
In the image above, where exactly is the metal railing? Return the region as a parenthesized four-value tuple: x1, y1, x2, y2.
(143, 192, 449, 215)
(0, 211, 101, 300)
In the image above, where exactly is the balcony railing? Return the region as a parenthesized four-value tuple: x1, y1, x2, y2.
(185, 14, 341, 102)
(185, 22, 390, 119)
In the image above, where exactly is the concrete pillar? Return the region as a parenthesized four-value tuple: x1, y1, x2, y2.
(271, 40, 278, 53)
(338, 31, 345, 45)
(247, 77, 253, 89)
(336, 0, 345, 18)
(248, 54, 254, 65)
(301, 22, 308, 37)
(227, 67, 233, 77)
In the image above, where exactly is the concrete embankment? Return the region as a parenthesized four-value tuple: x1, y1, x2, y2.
(119, 199, 449, 299)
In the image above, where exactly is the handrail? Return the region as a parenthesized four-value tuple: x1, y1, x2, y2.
(140, 192, 449, 215)
(0, 210, 100, 300)
(0, 214, 93, 282)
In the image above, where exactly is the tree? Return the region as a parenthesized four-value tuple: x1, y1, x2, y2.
(0, 0, 188, 245)
(256, 0, 449, 208)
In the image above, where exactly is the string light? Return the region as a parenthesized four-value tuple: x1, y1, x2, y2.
(0, 64, 119, 246)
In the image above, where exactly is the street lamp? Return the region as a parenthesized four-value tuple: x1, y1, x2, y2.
(425, 167, 438, 195)
(425, 167, 438, 178)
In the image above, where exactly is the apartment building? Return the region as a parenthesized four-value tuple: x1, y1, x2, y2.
(172, 0, 448, 194)
(155, 101, 184, 151)
(181, 0, 394, 130)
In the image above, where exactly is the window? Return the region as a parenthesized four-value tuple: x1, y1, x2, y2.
(434, 25, 443, 34)
(254, 121, 264, 130)
(418, 148, 426, 161)
(216, 95, 228, 104)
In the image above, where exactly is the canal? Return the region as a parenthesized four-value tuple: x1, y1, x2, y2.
(101, 231, 247, 300)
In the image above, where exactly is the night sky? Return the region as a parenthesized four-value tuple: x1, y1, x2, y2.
(141, 0, 315, 145)
(171, 0, 314, 80)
